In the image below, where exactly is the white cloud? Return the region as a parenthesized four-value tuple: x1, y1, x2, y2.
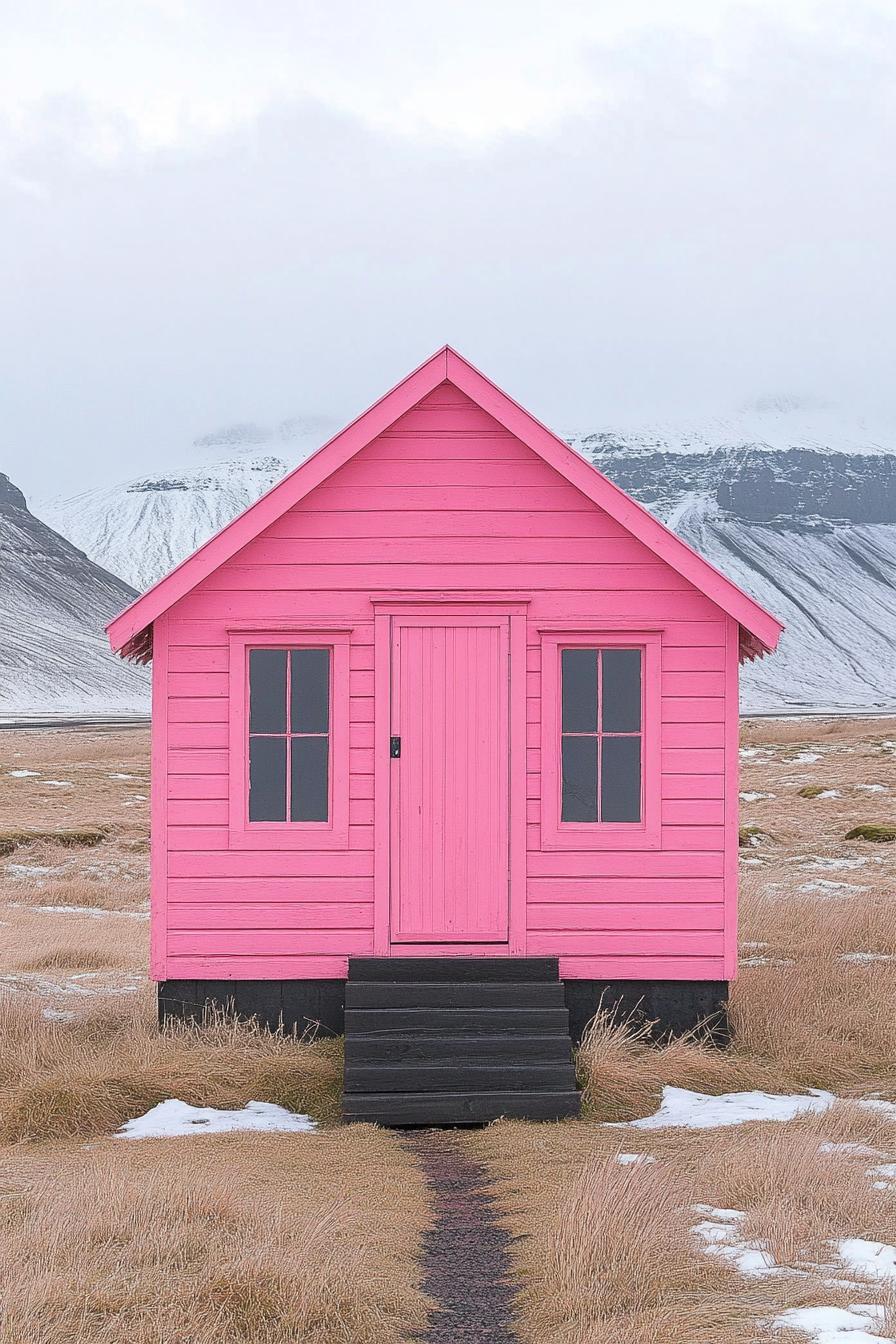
(0, 1, 893, 497)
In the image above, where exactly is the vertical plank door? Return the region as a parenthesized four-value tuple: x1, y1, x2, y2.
(390, 617, 510, 944)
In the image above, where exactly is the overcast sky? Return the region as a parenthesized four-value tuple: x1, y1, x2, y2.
(2, 1, 894, 499)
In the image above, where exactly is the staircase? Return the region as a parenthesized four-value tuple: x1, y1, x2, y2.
(342, 957, 580, 1125)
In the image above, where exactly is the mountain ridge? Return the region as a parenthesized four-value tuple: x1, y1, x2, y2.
(0, 473, 149, 716)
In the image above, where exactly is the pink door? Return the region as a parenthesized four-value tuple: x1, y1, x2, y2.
(390, 616, 510, 944)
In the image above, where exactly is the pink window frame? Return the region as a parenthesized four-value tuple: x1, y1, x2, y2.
(227, 627, 351, 850)
(539, 629, 661, 851)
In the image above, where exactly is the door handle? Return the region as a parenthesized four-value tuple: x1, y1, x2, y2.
(390, 736, 401, 758)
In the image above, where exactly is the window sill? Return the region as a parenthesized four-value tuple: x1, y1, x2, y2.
(541, 824, 661, 852)
(228, 825, 349, 851)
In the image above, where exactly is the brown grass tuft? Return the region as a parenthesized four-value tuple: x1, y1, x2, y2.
(0, 993, 343, 1141)
(17, 946, 128, 971)
(0, 827, 108, 856)
(845, 823, 896, 842)
(522, 1155, 742, 1342)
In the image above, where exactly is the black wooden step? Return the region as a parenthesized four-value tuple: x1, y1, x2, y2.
(344, 1062, 577, 1093)
(345, 981, 565, 1010)
(342, 1089, 581, 1125)
(345, 1033, 573, 1066)
(348, 957, 560, 983)
(345, 1006, 570, 1035)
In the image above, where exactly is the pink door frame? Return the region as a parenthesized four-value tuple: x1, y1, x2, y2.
(373, 597, 528, 956)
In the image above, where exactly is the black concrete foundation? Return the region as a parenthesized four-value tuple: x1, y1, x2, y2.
(158, 979, 346, 1037)
(158, 974, 729, 1046)
(563, 979, 730, 1046)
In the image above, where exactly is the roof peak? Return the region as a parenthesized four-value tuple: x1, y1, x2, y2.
(107, 347, 783, 662)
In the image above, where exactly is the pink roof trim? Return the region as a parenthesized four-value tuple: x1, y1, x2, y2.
(107, 345, 783, 658)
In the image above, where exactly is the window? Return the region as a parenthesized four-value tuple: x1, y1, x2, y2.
(561, 648, 642, 823)
(540, 630, 660, 850)
(227, 628, 351, 849)
(248, 648, 330, 822)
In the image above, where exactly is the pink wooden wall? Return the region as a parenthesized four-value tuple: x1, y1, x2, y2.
(154, 382, 739, 985)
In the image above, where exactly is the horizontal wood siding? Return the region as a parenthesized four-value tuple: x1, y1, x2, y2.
(159, 382, 735, 982)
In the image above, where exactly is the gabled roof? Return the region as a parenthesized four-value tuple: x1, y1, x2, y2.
(107, 345, 783, 663)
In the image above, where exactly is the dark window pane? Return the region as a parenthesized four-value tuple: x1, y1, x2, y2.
(249, 649, 287, 733)
(291, 648, 330, 734)
(249, 736, 287, 821)
(601, 649, 642, 733)
(291, 735, 329, 821)
(601, 736, 642, 822)
(561, 648, 598, 732)
(561, 735, 598, 822)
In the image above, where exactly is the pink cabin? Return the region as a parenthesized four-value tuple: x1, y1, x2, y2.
(108, 347, 782, 1124)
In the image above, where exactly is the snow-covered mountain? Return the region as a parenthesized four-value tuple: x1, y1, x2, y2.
(35, 401, 896, 714)
(0, 474, 149, 716)
(571, 399, 896, 712)
(39, 418, 334, 594)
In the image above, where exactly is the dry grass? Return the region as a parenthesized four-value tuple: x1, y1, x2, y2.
(0, 1126, 431, 1344)
(5, 902, 148, 971)
(463, 1120, 871, 1344)
(17, 945, 131, 972)
(514, 1153, 746, 1344)
(0, 992, 343, 1141)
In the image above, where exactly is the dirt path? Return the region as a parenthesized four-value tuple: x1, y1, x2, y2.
(404, 1131, 520, 1344)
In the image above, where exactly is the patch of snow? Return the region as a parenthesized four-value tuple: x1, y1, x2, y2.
(7, 769, 39, 778)
(861, 1099, 896, 1119)
(5, 864, 52, 877)
(858, 784, 888, 793)
(816, 789, 842, 799)
(800, 880, 867, 895)
(116, 1099, 317, 1139)
(740, 791, 775, 802)
(613, 1086, 835, 1130)
(30, 904, 111, 917)
(789, 751, 823, 763)
(838, 1239, 896, 1282)
(108, 773, 137, 780)
(41, 780, 73, 788)
(615, 1086, 896, 1131)
(692, 1211, 780, 1277)
(818, 1141, 881, 1156)
(870, 1163, 896, 1190)
(741, 856, 765, 866)
(802, 857, 876, 870)
(0, 971, 143, 1000)
(615, 1152, 656, 1165)
(772, 1304, 893, 1343)
(841, 952, 896, 964)
(5, 902, 149, 920)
